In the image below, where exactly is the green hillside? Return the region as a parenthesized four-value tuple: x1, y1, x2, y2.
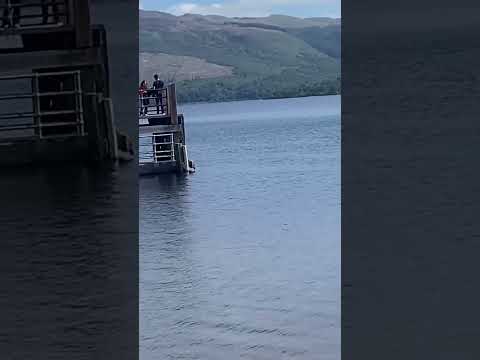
(139, 11, 341, 103)
(288, 25, 341, 59)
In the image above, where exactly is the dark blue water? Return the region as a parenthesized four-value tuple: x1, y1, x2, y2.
(140, 95, 340, 360)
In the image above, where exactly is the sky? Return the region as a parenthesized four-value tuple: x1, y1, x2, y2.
(139, 0, 341, 18)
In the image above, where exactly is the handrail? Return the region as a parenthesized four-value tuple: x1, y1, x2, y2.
(138, 90, 168, 116)
(0, 70, 80, 80)
(1, 1, 64, 9)
(139, 132, 175, 164)
(0, 70, 85, 139)
(138, 89, 167, 100)
(138, 95, 167, 101)
(0, 0, 68, 29)
(0, 90, 80, 101)
(0, 120, 81, 130)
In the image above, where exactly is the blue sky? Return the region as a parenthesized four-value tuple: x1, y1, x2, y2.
(139, 0, 341, 18)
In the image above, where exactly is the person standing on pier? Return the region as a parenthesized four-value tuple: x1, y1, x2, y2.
(139, 80, 149, 116)
(152, 74, 164, 114)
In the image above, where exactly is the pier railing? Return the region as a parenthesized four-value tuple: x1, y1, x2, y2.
(0, 0, 70, 30)
(138, 88, 168, 117)
(138, 84, 179, 125)
(139, 132, 175, 164)
(0, 70, 85, 139)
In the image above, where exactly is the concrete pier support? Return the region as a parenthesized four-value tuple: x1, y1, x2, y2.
(0, 1, 133, 166)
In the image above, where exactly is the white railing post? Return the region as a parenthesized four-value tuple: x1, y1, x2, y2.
(75, 70, 84, 135)
(152, 134, 156, 162)
(33, 73, 43, 138)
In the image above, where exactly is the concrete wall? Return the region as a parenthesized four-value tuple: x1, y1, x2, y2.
(90, 0, 138, 149)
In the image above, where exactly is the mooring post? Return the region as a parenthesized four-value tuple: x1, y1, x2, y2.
(31, 73, 41, 137)
(73, 0, 92, 48)
(167, 83, 182, 144)
(168, 83, 178, 125)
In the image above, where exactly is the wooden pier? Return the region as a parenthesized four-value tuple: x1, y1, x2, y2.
(139, 84, 195, 175)
(0, 0, 134, 166)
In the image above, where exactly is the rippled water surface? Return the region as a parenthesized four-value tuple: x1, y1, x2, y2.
(0, 1, 138, 358)
(140, 95, 340, 360)
(0, 163, 138, 359)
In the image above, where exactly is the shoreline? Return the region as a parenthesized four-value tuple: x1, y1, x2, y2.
(178, 91, 341, 107)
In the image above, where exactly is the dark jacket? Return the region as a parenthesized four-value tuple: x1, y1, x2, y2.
(152, 79, 164, 90)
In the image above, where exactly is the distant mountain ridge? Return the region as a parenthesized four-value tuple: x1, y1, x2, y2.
(140, 10, 341, 103)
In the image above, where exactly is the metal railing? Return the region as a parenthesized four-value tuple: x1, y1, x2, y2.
(0, 70, 84, 139)
(139, 132, 175, 164)
(138, 88, 168, 117)
(0, 0, 69, 30)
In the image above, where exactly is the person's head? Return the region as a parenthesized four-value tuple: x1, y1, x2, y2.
(140, 80, 147, 87)
(154, 74, 159, 80)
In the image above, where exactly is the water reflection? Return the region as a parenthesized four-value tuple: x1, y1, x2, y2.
(140, 174, 201, 358)
(140, 174, 192, 230)
(0, 163, 138, 359)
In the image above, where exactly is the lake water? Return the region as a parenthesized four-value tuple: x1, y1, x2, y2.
(140, 95, 340, 360)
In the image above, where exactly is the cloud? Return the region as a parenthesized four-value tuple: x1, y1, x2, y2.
(165, 0, 339, 18)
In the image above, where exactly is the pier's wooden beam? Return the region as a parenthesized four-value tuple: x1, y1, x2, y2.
(0, 47, 104, 75)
